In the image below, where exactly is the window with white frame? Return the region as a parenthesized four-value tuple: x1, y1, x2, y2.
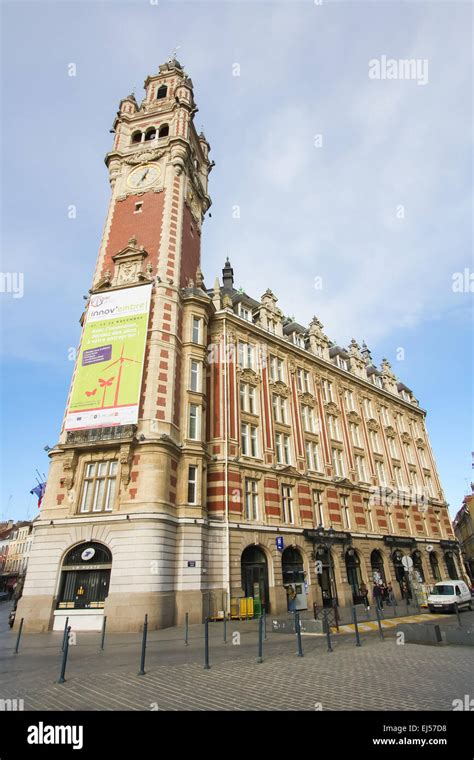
(238, 341, 255, 370)
(401, 389, 411, 402)
(80, 461, 118, 513)
(375, 460, 387, 486)
(332, 448, 345, 477)
(301, 404, 315, 432)
(322, 379, 333, 403)
(394, 465, 404, 489)
(293, 333, 305, 349)
(372, 375, 383, 389)
(305, 441, 321, 472)
(397, 413, 407, 433)
(341, 495, 351, 530)
(355, 454, 367, 482)
(281, 485, 294, 524)
(297, 368, 311, 393)
(380, 405, 390, 426)
(336, 355, 349, 371)
(328, 415, 341, 440)
(363, 398, 374, 419)
(192, 316, 202, 344)
(238, 303, 252, 322)
(190, 359, 201, 393)
(404, 442, 414, 464)
(425, 474, 435, 498)
(344, 389, 356, 412)
(240, 382, 256, 414)
(370, 429, 381, 454)
(312, 490, 324, 526)
(272, 394, 287, 424)
(418, 447, 428, 468)
(188, 404, 200, 439)
(270, 355, 285, 382)
(187, 466, 198, 504)
(241, 423, 258, 457)
(349, 422, 361, 447)
(276, 432, 291, 465)
(388, 436, 398, 458)
(244, 478, 259, 520)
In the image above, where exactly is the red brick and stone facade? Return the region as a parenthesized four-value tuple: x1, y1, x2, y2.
(16, 61, 463, 632)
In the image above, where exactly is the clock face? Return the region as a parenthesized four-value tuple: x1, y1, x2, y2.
(127, 163, 160, 189)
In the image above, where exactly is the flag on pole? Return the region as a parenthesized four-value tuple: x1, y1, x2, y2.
(30, 482, 46, 508)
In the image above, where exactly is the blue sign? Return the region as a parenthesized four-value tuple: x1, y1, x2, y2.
(276, 536, 284, 551)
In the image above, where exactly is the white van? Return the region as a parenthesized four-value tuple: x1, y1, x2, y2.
(427, 580, 472, 613)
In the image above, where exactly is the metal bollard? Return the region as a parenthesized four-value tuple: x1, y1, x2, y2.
(405, 595, 410, 615)
(223, 614, 227, 643)
(58, 626, 71, 683)
(14, 617, 24, 654)
(138, 613, 148, 676)
(185, 612, 189, 646)
(100, 615, 107, 651)
(263, 607, 267, 640)
(455, 603, 462, 628)
(375, 605, 385, 640)
(257, 614, 264, 663)
(323, 610, 333, 653)
(204, 617, 210, 670)
(295, 612, 304, 658)
(61, 616, 69, 652)
(352, 606, 361, 647)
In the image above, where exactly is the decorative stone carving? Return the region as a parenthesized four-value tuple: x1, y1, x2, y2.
(124, 148, 165, 166)
(298, 391, 315, 407)
(347, 410, 361, 424)
(119, 444, 133, 486)
(367, 419, 380, 432)
(269, 380, 290, 397)
(111, 237, 153, 288)
(237, 367, 260, 386)
(324, 401, 339, 415)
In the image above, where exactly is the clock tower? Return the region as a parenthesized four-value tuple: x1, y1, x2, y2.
(17, 59, 216, 632)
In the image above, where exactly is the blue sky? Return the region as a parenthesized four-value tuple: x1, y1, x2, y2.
(0, 0, 472, 521)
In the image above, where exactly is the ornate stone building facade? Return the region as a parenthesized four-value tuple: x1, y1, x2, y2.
(17, 60, 462, 632)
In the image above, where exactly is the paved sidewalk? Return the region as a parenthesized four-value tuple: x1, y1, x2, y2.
(1, 602, 473, 711)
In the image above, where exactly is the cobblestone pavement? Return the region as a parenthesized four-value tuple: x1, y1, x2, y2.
(1, 602, 472, 711)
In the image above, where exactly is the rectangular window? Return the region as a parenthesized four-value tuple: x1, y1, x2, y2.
(239, 304, 251, 322)
(187, 466, 197, 504)
(336, 355, 349, 371)
(238, 342, 255, 370)
(192, 316, 202, 344)
(344, 390, 355, 412)
(302, 405, 315, 432)
(376, 460, 387, 486)
(80, 460, 118, 514)
(370, 430, 380, 454)
(372, 375, 383, 389)
(282, 485, 294, 524)
(312, 490, 324, 526)
(341, 495, 351, 530)
(350, 422, 361, 448)
(404, 442, 414, 464)
(272, 394, 287, 424)
(242, 423, 258, 457)
(328, 415, 341, 441)
(270, 355, 285, 382)
(245, 479, 259, 520)
(332, 448, 345, 477)
(397, 413, 407, 433)
(381, 406, 390, 426)
(425, 475, 435, 498)
(190, 359, 201, 392)
(394, 465, 404, 489)
(322, 379, 333, 403)
(418, 447, 428, 468)
(364, 398, 374, 419)
(306, 441, 321, 472)
(388, 436, 398, 458)
(240, 383, 256, 414)
(297, 368, 310, 393)
(276, 433, 291, 465)
(189, 404, 199, 439)
(355, 455, 367, 482)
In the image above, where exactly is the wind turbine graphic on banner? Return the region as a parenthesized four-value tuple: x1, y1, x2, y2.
(104, 344, 140, 407)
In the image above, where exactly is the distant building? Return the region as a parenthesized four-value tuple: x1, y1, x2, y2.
(453, 486, 474, 582)
(1, 521, 34, 597)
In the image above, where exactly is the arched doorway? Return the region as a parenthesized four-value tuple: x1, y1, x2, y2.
(57, 542, 112, 610)
(392, 550, 411, 600)
(444, 551, 458, 580)
(315, 546, 338, 608)
(370, 549, 386, 585)
(345, 549, 363, 604)
(282, 547, 306, 611)
(241, 545, 270, 614)
(412, 550, 425, 582)
(429, 551, 441, 581)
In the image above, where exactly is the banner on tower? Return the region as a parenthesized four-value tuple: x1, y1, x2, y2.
(64, 284, 153, 431)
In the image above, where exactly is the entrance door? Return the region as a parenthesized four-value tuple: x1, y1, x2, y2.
(241, 546, 270, 614)
(316, 547, 338, 608)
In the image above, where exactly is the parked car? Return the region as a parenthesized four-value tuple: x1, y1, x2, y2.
(427, 580, 472, 613)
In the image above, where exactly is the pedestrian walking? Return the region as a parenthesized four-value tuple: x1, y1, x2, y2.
(360, 581, 370, 610)
(373, 583, 383, 611)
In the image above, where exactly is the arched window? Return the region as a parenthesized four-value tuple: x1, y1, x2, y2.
(370, 549, 386, 584)
(144, 127, 156, 142)
(345, 548, 363, 603)
(57, 542, 112, 610)
(158, 124, 169, 138)
(282, 547, 305, 585)
(412, 550, 425, 582)
(444, 551, 458, 580)
(131, 131, 142, 144)
(156, 84, 167, 100)
(315, 545, 338, 608)
(430, 551, 441, 581)
(241, 545, 269, 614)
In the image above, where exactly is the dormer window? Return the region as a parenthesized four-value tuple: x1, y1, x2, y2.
(238, 303, 251, 322)
(293, 333, 305, 348)
(401, 389, 411, 402)
(131, 131, 142, 144)
(144, 127, 156, 142)
(158, 124, 169, 138)
(372, 375, 383, 389)
(157, 84, 167, 100)
(335, 355, 348, 371)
